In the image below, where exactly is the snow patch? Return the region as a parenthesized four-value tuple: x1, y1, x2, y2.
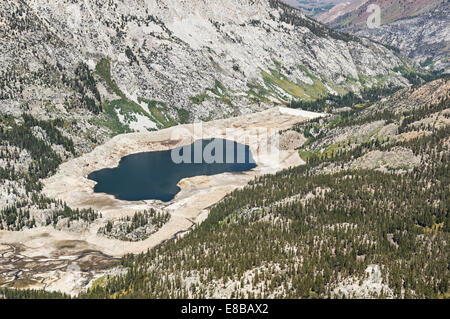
(279, 107, 326, 119)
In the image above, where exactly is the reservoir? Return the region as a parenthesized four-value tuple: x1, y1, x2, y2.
(87, 139, 257, 202)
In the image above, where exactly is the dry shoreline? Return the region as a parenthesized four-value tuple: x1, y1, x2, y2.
(0, 107, 324, 293)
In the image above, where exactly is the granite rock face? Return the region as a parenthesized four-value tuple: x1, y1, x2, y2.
(1, 0, 408, 136)
(315, 0, 450, 73)
(357, 2, 450, 73)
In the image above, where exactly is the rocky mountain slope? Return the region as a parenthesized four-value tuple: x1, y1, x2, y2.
(357, 1, 450, 73)
(1, 0, 409, 142)
(315, 0, 449, 73)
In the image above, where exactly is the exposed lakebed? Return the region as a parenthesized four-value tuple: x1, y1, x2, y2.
(88, 139, 257, 202)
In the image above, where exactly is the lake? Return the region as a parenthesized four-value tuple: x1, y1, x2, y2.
(87, 139, 257, 202)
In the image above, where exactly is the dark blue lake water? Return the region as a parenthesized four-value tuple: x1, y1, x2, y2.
(87, 139, 257, 202)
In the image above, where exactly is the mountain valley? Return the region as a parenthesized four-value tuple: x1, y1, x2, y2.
(0, 0, 448, 300)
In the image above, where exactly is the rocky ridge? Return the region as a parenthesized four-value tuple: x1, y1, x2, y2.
(357, 2, 450, 73)
(315, 0, 450, 73)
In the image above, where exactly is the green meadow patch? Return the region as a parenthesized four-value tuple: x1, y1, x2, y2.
(94, 57, 177, 135)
